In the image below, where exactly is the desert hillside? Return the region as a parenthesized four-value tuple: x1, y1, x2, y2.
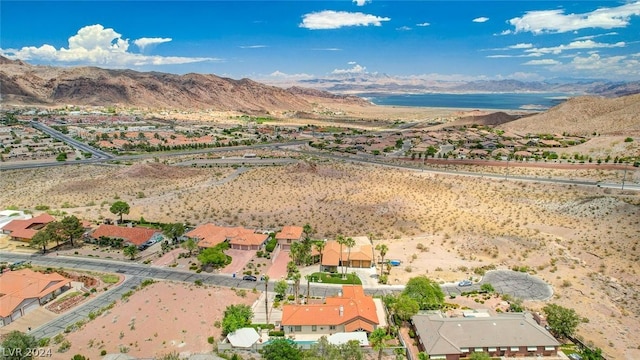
(1, 160, 638, 358)
(497, 93, 640, 136)
(0, 56, 365, 112)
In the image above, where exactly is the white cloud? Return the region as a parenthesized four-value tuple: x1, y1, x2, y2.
(353, 0, 371, 6)
(523, 59, 562, 66)
(134, 37, 172, 52)
(525, 40, 625, 55)
(311, 48, 342, 51)
(268, 71, 314, 79)
(331, 63, 367, 74)
(504, 72, 545, 81)
(574, 32, 618, 41)
(508, 2, 640, 34)
(416, 22, 430, 27)
(499, 30, 513, 35)
(396, 26, 412, 31)
(239, 45, 267, 49)
(300, 10, 390, 30)
(543, 53, 640, 78)
(509, 43, 533, 49)
(348, 61, 357, 65)
(0, 24, 214, 67)
(473, 17, 489, 23)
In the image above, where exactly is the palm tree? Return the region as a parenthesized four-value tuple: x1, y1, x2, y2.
(302, 223, 314, 240)
(263, 275, 270, 325)
(292, 272, 301, 304)
(369, 327, 390, 360)
(123, 244, 139, 260)
(375, 244, 389, 278)
(344, 237, 356, 278)
(314, 240, 326, 271)
(336, 235, 346, 277)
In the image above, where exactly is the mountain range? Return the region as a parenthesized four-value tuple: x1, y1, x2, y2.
(0, 56, 367, 112)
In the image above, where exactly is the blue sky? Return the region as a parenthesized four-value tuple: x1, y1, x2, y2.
(1, 1, 640, 82)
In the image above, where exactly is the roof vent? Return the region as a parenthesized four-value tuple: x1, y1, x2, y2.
(339, 305, 344, 317)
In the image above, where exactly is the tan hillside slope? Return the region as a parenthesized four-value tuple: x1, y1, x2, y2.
(0, 56, 364, 112)
(498, 94, 640, 136)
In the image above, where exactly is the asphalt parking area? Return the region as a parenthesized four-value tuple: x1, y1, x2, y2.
(442, 270, 553, 301)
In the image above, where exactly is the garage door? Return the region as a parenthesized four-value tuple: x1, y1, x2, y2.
(11, 309, 22, 321)
(23, 299, 40, 315)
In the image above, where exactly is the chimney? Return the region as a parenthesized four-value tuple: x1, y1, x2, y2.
(339, 305, 344, 317)
(338, 290, 342, 298)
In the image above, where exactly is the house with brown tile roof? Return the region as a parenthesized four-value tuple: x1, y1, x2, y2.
(281, 285, 379, 336)
(2, 213, 56, 242)
(412, 312, 559, 360)
(0, 269, 71, 327)
(186, 224, 267, 250)
(90, 224, 161, 246)
(321, 238, 373, 272)
(275, 226, 304, 250)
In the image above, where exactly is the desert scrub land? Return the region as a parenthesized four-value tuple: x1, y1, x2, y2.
(1, 160, 639, 358)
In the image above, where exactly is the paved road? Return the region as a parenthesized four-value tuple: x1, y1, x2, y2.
(30, 121, 114, 160)
(0, 140, 307, 171)
(2, 253, 552, 339)
(31, 276, 143, 339)
(441, 270, 553, 301)
(286, 147, 639, 191)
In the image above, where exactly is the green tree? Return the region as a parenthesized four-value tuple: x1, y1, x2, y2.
(469, 352, 491, 360)
(31, 228, 51, 254)
(542, 303, 581, 339)
(261, 338, 302, 360)
(109, 201, 130, 224)
(197, 246, 230, 269)
(221, 304, 253, 336)
(369, 328, 391, 360)
(1, 331, 38, 360)
(292, 271, 301, 304)
(61, 215, 84, 247)
(163, 223, 185, 243)
(375, 244, 388, 278)
(123, 244, 139, 260)
(263, 274, 270, 325)
(393, 294, 420, 322)
(275, 279, 288, 300)
(480, 283, 495, 293)
(71, 355, 88, 360)
(181, 238, 198, 257)
(402, 276, 445, 310)
(580, 347, 604, 360)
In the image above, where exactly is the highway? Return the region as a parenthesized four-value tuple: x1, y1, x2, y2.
(29, 121, 114, 160)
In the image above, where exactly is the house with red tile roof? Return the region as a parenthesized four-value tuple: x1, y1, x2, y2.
(1, 213, 56, 242)
(321, 238, 373, 272)
(0, 269, 71, 327)
(281, 285, 379, 336)
(275, 226, 304, 250)
(186, 224, 268, 250)
(90, 224, 161, 246)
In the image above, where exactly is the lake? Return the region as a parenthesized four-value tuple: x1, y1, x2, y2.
(361, 92, 570, 110)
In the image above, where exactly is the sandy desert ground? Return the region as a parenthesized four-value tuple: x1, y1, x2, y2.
(55, 281, 258, 359)
(1, 159, 639, 359)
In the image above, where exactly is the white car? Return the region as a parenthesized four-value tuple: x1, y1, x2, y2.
(458, 280, 473, 287)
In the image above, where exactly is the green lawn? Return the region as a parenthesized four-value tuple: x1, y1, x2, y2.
(100, 274, 120, 284)
(310, 272, 362, 285)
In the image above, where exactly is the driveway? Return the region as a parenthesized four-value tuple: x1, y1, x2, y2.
(220, 249, 257, 275)
(266, 250, 290, 279)
(442, 270, 553, 301)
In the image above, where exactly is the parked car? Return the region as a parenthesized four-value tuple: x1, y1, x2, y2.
(568, 354, 582, 360)
(458, 280, 473, 287)
(242, 275, 257, 281)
